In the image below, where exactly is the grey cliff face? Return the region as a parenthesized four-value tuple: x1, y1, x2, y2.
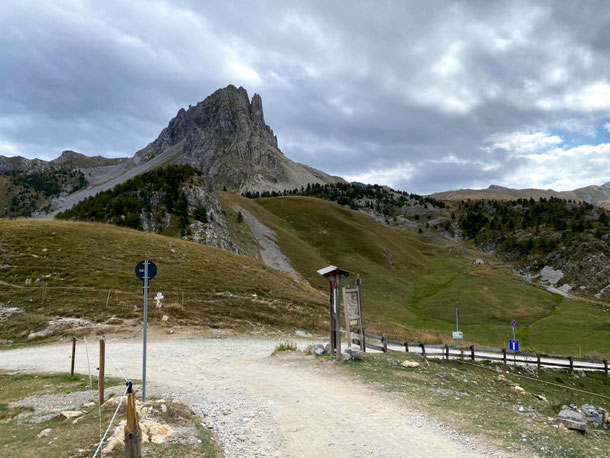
(134, 84, 337, 192)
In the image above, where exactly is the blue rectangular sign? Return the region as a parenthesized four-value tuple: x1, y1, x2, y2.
(509, 339, 519, 352)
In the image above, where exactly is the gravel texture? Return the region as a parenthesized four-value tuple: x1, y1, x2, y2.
(0, 334, 509, 457)
(234, 206, 300, 276)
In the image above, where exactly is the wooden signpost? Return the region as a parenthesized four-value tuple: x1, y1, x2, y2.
(317, 265, 350, 361)
(343, 276, 365, 352)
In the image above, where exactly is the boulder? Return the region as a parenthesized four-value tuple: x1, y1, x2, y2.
(511, 385, 526, 394)
(37, 428, 51, 438)
(311, 344, 326, 356)
(161, 315, 168, 322)
(141, 419, 173, 444)
(535, 394, 547, 402)
(346, 348, 364, 360)
(60, 410, 83, 419)
(324, 343, 331, 354)
(341, 351, 352, 361)
(581, 404, 608, 426)
(556, 409, 587, 433)
(400, 360, 420, 368)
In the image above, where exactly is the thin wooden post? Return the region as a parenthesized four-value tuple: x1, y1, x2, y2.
(105, 290, 111, 308)
(420, 343, 426, 357)
(70, 336, 76, 376)
(99, 337, 105, 405)
(604, 359, 608, 376)
(329, 282, 335, 356)
(124, 382, 142, 458)
(445, 344, 449, 360)
(502, 348, 507, 365)
(404, 342, 409, 353)
(335, 279, 341, 361)
(536, 354, 541, 371)
(181, 291, 185, 308)
(470, 345, 475, 361)
(568, 356, 574, 373)
(382, 334, 387, 353)
(356, 274, 365, 353)
(362, 327, 366, 352)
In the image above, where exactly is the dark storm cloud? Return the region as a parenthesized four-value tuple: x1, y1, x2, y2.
(1, 0, 610, 192)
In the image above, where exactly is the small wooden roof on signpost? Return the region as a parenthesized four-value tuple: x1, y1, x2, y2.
(317, 265, 350, 278)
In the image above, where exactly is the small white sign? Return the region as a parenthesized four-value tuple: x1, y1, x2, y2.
(452, 331, 463, 340)
(154, 292, 164, 310)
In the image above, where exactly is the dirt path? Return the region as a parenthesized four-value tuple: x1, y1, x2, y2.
(0, 335, 507, 457)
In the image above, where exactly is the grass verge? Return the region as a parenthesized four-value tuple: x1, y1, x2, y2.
(338, 353, 610, 457)
(0, 370, 219, 457)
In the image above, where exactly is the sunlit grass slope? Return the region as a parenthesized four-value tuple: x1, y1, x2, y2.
(0, 219, 327, 343)
(222, 193, 610, 356)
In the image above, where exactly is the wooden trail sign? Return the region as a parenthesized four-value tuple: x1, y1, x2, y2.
(343, 284, 365, 352)
(317, 265, 349, 360)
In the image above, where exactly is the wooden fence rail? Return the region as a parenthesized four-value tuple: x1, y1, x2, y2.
(351, 328, 609, 376)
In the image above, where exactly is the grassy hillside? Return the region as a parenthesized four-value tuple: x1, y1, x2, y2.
(222, 193, 610, 356)
(0, 219, 326, 345)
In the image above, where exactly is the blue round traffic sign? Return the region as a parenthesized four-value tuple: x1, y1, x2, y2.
(135, 260, 157, 281)
(511, 320, 516, 327)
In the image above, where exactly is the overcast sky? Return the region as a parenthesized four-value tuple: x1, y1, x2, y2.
(2, 1, 610, 194)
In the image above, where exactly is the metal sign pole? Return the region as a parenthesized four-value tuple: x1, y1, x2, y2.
(456, 308, 459, 332)
(142, 261, 149, 402)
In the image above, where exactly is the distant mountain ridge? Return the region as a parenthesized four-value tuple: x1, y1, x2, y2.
(0, 150, 127, 173)
(430, 183, 610, 209)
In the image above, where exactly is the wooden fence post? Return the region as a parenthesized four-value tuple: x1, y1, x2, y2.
(470, 345, 475, 361)
(502, 348, 507, 365)
(404, 342, 409, 353)
(382, 334, 387, 353)
(536, 354, 541, 372)
(568, 356, 574, 373)
(70, 336, 76, 376)
(99, 337, 105, 405)
(604, 359, 608, 377)
(362, 328, 366, 352)
(124, 381, 142, 458)
(445, 344, 449, 360)
(420, 343, 426, 358)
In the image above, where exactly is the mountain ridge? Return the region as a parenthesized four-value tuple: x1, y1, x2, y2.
(430, 182, 610, 209)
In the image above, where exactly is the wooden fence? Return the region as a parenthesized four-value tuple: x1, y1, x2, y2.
(351, 329, 609, 375)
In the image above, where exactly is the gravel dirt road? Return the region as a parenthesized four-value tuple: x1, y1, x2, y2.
(0, 333, 508, 457)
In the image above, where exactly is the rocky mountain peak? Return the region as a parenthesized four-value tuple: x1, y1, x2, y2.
(133, 85, 337, 192)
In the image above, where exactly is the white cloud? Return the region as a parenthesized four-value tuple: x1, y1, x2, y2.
(0, 139, 21, 157)
(483, 131, 563, 154)
(538, 82, 610, 112)
(502, 142, 610, 190)
(345, 163, 416, 187)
